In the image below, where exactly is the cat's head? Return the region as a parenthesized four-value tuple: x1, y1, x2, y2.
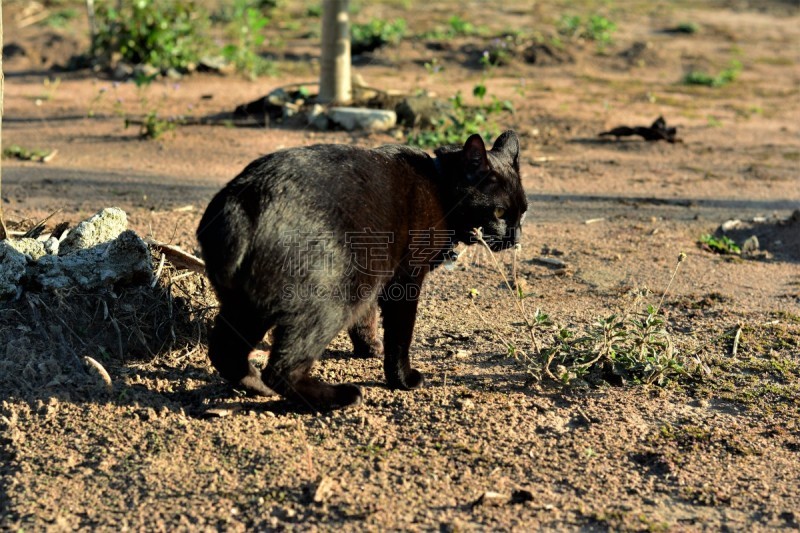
(436, 130, 528, 251)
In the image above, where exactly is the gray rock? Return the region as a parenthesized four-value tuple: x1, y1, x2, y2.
(59, 207, 128, 256)
(165, 67, 183, 80)
(43, 237, 60, 256)
(456, 398, 475, 410)
(282, 102, 300, 119)
(0, 242, 27, 299)
(112, 62, 134, 80)
(329, 107, 397, 131)
(395, 95, 452, 128)
(32, 230, 152, 291)
(5, 238, 46, 261)
(720, 219, 743, 232)
(742, 235, 760, 254)
(133, 63, 160, 79)
(1, 208, 153, 299)
(307, 104, 330, 130)
(198, 55, 228, 72)
(266, 88, 290, 106)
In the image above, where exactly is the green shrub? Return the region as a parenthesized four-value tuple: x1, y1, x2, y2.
(699, 234, 741, 254)
(93, 0, 209, 72)
(684, 60, 742, 87)
(351, 18, 407, 54)
(221, 0, 274, 78)
(558, 13, 617, 48)
(407, 84, 513, 148)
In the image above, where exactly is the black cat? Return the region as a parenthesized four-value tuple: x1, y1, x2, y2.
(197, 131, 527, 410)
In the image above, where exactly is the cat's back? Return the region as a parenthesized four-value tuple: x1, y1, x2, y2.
(233, 142, 431, 193)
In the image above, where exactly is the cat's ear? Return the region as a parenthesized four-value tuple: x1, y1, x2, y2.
(491, 130, 520, 171)
(463, 133, 490, 182)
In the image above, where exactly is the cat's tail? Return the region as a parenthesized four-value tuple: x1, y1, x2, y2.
(196, 192, 251, 291)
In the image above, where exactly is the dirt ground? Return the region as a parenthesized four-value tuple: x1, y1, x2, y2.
(1, 1, 799, 530)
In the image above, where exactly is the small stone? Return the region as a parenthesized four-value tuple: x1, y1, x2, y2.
(165, 67, 183, 80)
(307, 104, 330, 130)
(43, 236, 59, 255)
(720, 219, 742, 232)
(282, 102, 300, 119)
(266, 88, 290, 106)
(59, 207, 128, 255)
(742, 235, 759, 254)
(510, 489, 534, 504)
(473, 491, 508, 507)
(312, 476, 335, 503)
(329, 107, 397, 131)
(532, 256, 566, 268)
(202, 405, 242, 419)
(446, 349, 470, 359)
(133, 63, 159, 79)
(197, 55, 227, 72)
(456, 398, 475, 410)
(112, 62, 134, 80)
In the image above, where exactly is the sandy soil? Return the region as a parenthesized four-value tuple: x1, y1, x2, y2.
(1, 1, 799, 530)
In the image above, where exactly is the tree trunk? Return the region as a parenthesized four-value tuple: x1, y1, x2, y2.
(318, 0, 351, 104)
(0, 0, 8, 241)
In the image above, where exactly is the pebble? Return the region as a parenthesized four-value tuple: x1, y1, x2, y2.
(456, 398, 475, 411)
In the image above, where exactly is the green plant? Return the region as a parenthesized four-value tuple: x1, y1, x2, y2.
(674, 22, 699, 34)
(482, 37, 515, 67)
(471, 230, 690, 386)
(699, 234, 741, 255)
(351, 18, 407, 54)
(3, 145, 56, 162)
(421, 15, 484, 39)
(121, 78, 183, 140)
(126, 111, 176, 140)
(539, 302, 685, 385)
(41, 7, 79, 28)
(447, 15, 477, 36)
(221, 0, 275, 78)
(684, 60, 742, 87)
(585, 15, 616, 45)
(558, 13, 616, 50)
(406, 85, 513, 148)
(39, 77, 62, 101)
(92, 0, 209, 72)
(424, 58, 444, 75)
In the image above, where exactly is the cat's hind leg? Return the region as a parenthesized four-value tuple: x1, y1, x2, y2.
(348, 304, 383, 358)
(208, 299, 275, 396)
(262, 321, 362, 410)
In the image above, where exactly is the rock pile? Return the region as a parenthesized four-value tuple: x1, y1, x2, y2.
(0, 207, 152, 299)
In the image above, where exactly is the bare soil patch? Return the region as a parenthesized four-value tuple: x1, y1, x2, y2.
(1, 1, 799, 530)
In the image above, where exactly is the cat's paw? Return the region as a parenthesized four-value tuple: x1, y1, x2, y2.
(353, 340, 383, 359)
(238, 366, 277, 397)
(387, 368, 424, 391)
(331, 384, 363, 408)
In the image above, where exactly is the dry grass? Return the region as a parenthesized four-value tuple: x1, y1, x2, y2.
(0, 249, 216, 398)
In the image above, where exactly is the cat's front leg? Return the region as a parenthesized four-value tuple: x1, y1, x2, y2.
(380, 282, 424, 390)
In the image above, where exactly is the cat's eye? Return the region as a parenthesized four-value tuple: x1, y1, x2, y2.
(494, 207, 506, 219)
